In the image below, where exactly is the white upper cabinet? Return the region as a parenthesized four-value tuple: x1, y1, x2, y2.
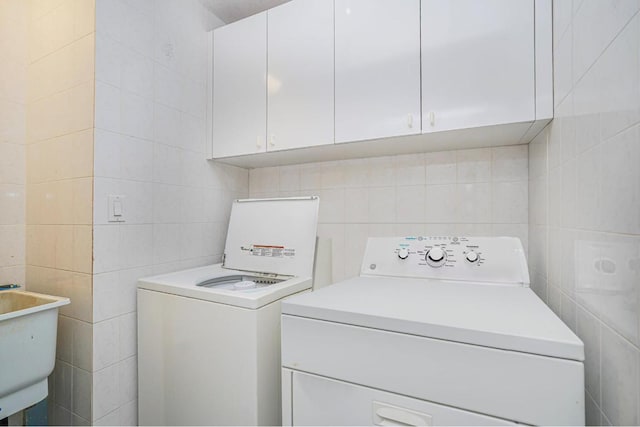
(212, 12, 267, 158)
(334, 0, 421, 143)
(421, 0, 535, 133)
(208, 0, 552, 167)
(267, 0, 334, 152)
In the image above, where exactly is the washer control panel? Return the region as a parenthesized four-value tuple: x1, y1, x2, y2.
(364, 236, 529, 286)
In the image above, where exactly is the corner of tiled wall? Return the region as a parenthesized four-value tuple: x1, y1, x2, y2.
(530, 1, 640, 425)
(90, 0, 248, 424)
(23, 0, 96, 424)
(0, 0, 27, 289)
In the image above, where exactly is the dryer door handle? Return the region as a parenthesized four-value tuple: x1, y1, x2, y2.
(373, 401, 433, 426)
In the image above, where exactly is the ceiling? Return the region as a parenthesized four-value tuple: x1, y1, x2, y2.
(201, 0, 292, 23)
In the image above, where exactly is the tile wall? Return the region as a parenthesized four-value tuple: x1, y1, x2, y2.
(91, 0, 247, 424)
(23, 0, 96, 425)
(529, 1, 640, 425)
(0, 0, 26, 287)
(249, 146, 529, 282)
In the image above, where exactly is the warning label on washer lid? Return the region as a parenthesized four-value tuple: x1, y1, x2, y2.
(241, 244, 296, 258)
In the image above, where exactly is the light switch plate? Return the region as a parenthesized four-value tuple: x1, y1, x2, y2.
(108, 195, 125, 222)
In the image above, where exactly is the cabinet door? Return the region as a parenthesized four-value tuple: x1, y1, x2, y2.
(335, 0, 421, 143)
(421, 0, 535, 133)
(267, 0, 334, 152)
(212, 12, 267, 158)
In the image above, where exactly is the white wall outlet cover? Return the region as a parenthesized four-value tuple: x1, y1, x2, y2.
(108, 195, 125, 222)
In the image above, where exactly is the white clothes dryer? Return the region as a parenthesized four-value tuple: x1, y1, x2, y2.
(138, 197, 320, 426)
(281, 236, 585, 426)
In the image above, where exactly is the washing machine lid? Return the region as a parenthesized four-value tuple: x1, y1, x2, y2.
(223, 197, 320, 278)
(282, 276, 585, 361)
(137, 264, 313, 309)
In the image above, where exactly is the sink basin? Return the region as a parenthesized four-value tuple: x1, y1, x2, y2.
(0, 290, 70, 418)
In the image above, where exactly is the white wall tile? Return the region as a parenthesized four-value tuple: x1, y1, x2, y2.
(342, 158, 369, 188)
(117, 356, 137, 406)
(120, 91, 153, 140)
(250, 167, 280, 194)
(299, 164, 322, 190)
(396, 186, 425, 223)
(367, 157, 395, 187)
(577, 307, 601, 404)
(118, 399, 138, 426)
(572, 0, 639, 83)
(344, 224, 368, 278)
(585, 391, 603, 427)
(425, 151, 457, 185)
(278, 165, 300, 192)
(598, 14, 640, 141)
(72, 367, 92, 421)
(317, 223, 345, 283)
(121, 136, 153, 182)
(93, 318, 118, 371)
(92, 364, 119, 420)
(600, 125, 640, 235)
(0, 185, 25, 225)
(153, 143, 182, 184)
(368, 187, 396, 223)
(120, 2, 153, 56)
(53, 361, 73, 411)
(0, 143, 25, 185)
(456, 183, 491, 224)
(491, 145, 528, 182)
(95, 81, 120, 133)
(344, 188, 368, 223)
(93, 271, 120, 322)
(152, 223, 182, 265)
(118, 313, 137, 360)
(93, 225, 120, 273)
(601, 326, 639, 426)
(456, 148, 491, 183)
(120, 180, 153, 224)
(491, 181, 528, 224)
(153, 183, 183, 224)
(119, 224, 153, 269)
(154, 103, 182, 147)
(121, 48, 154, 99)
(94, 129, 122, 178)
(321, 161, 345, 189)
(95, 33, 121, 87)
(424, 184, 456, 223)
(530, 4, 640, 424)
(318, 188, 346, 224)
(394, 153, 425, 186)
(553, 0, 572, 47)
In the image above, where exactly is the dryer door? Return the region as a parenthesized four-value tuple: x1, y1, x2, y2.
(290, 371, 514, 426)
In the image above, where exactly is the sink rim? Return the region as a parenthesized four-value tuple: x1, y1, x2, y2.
(0, 290, 70, 323)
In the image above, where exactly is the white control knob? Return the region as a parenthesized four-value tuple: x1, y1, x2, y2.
(426, 247, 446, 267)
(397, 248, 409, 260)
(466, 251, 479, 263)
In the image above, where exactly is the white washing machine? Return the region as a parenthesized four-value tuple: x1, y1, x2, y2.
(137, 197, 321, 426)
(281, 236, 585, 426)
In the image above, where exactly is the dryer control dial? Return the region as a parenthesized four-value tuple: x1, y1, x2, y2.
(397, 248, 409, 260)
(466, 251, 479, 263)
(426, 247, 447, 267)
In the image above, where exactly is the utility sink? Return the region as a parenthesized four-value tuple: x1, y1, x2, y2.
(0, 290, 70, 418)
